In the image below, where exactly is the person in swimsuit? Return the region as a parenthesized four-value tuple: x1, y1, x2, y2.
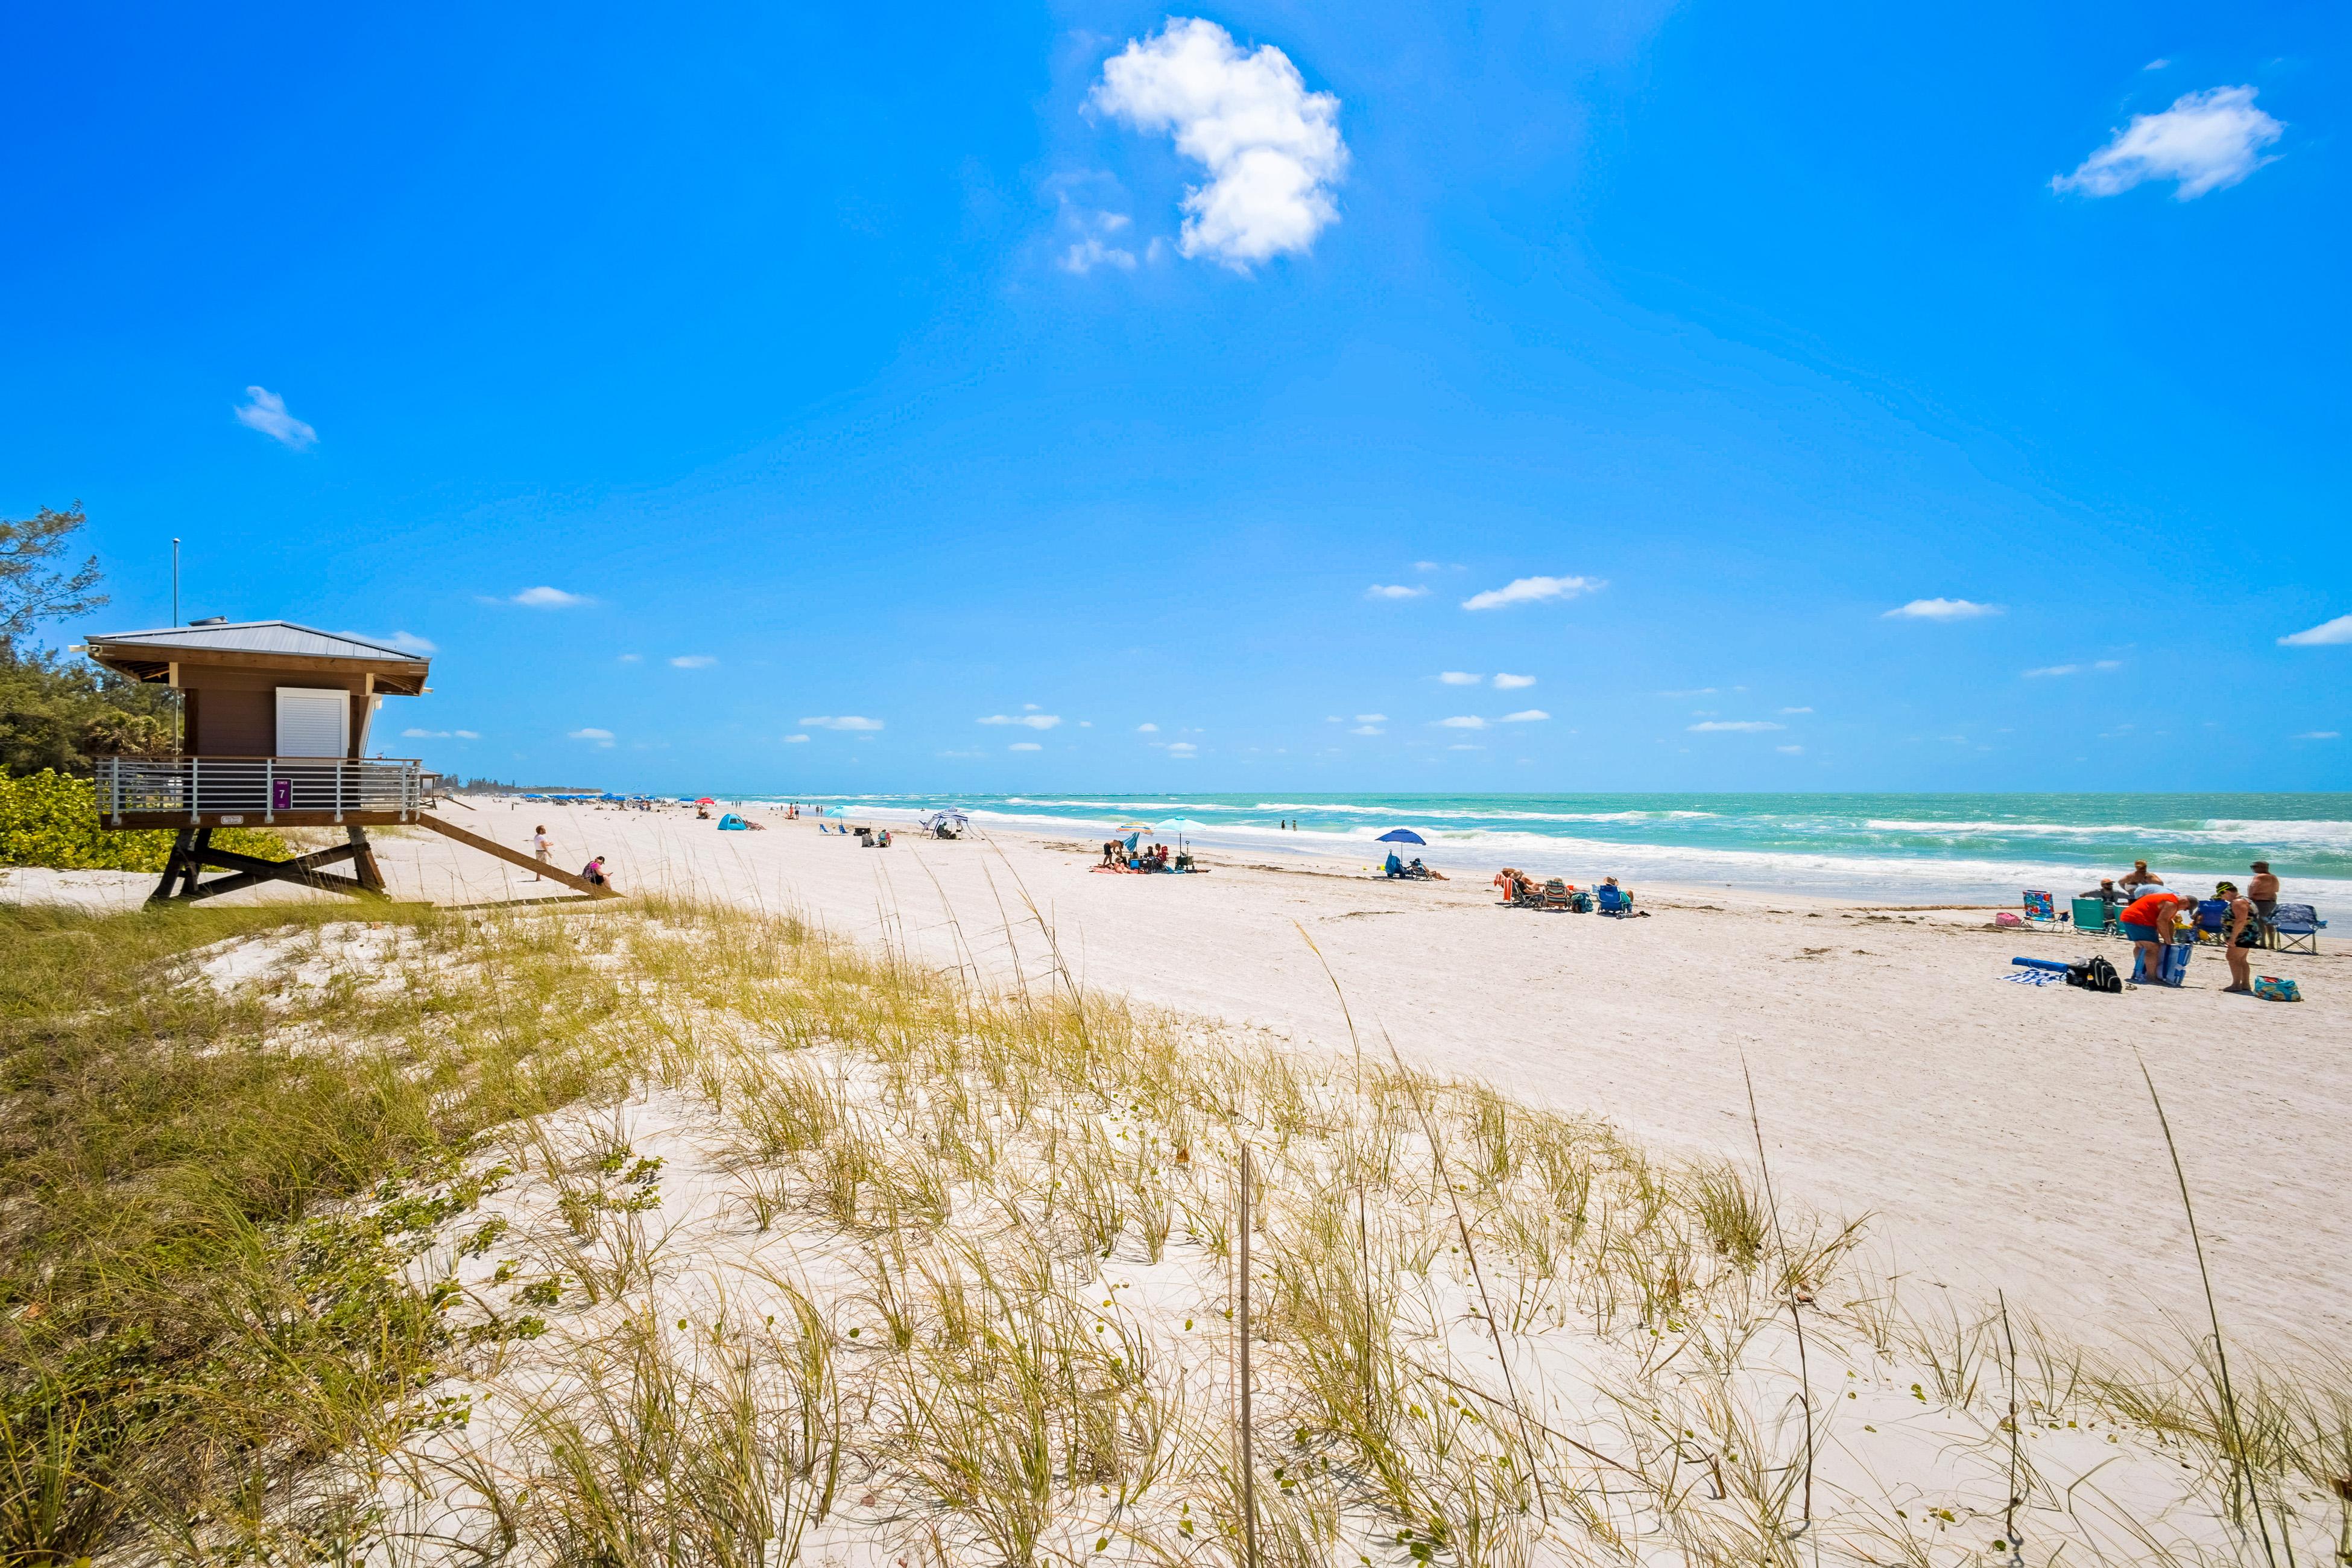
(2119, 860, 2162, 893)
(2212, 881, 2260, 993)
(2247, 861, 2279, 920)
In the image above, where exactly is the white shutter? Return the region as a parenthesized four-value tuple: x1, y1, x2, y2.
(275, 688, 350, 758)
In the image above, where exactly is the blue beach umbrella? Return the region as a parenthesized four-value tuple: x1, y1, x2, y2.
(1376, 828, 1426, 845)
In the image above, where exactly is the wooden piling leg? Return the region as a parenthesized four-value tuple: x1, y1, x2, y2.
(150, 829, 197, 902)
(183, 829, 213, 899)
(347, 826, 386, 894)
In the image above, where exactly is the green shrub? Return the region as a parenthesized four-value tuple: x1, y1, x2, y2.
(0, 769, 288, 870)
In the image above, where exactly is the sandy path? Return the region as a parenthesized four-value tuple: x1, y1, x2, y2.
(15, 804, 2347, 1360)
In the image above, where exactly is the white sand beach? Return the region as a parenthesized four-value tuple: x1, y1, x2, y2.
(19, 803, 2342, 1359)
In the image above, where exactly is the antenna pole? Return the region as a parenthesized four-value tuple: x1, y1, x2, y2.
(171, 538, 180, 625)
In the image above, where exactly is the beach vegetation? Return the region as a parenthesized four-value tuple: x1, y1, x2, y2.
(1, 891, 2345, 1565)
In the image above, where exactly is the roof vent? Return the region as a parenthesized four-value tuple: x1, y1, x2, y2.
(188, 616, 228, 626)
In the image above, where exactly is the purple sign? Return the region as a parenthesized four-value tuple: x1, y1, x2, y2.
(271, 777, 292, 811)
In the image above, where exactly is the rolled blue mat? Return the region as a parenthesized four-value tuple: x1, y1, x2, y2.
(2010, 957, 2071, 973)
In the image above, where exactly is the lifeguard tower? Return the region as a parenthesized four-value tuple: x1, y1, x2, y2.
(83, 618, 622, 904)
(80, 621, 432, 900)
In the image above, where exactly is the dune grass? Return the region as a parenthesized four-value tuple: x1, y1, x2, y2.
(2, 891, 2347, 1566)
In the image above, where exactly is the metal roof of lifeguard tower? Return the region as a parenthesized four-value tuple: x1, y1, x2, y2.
(83, 620, 431, 694)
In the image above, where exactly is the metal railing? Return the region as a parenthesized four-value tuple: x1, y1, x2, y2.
(94, 756, 426, 824)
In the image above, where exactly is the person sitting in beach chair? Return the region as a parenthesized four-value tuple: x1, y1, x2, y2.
(1540, 877, 1575, 911)
(1596, 876, 1648, 917)
(1385, 852, 1406, 879)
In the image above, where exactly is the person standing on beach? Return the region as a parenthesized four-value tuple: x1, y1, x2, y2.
(2215, 881, 2259, 994)
(2120, 860, 2162, 893)
(530, 824, 552, 881)
(2248, 861, 2279, 919)
(2118, 885, 2187, 985)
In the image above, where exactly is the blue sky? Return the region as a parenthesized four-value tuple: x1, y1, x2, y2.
(5, 0, 2345, 792)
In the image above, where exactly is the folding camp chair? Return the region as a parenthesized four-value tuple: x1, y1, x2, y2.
(2268, 903, 2327, 956)
(2023, 890, 2055, 922)
(2194, 899, 2231, 946)
(2070, 897, 2114, 936)
(1596, 885, 1632, 917)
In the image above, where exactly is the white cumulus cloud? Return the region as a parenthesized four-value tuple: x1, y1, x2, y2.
(2280, 614, 2352, 647)
(979, 713, 1062, 729)
(1061, 236, 1138, 274)
(567, 727, 615, 747)
(2054, 86, 2284, 200)
(1778, 706, 1812, 713)
(1438, 671, 1482, 686)
(1136, 722, 1159, 733)
(1438, 715, 1487, 730)
(1689, 720, 1785, 733)
(1008, 741, 1043, 751)
(400, 727, 478, 739)
(234, 386, 316, 449)
(670, 654, 716, 669)
(784, 734, 810, 744)
(1776, 744, 1805, 754)
(2293, 731, 2339, 741)
(1164, 741, 1198, 756)
(1885, 598, 2001, 621)
(800, 716, 884, 732)
(1462, 575, 1602, 611)
(1365, 584, 1426, 599)
(1350, 724, 1383, 736)
(1354, 713, 1386, 723)
(1491, 673, 1535, 689)
(1090, 17, 1347, 270)
(511, 586, 592, 609)
(1499, 709, 1548, 723)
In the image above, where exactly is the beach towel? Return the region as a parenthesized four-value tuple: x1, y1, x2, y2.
(2003, 969, 2061, 986)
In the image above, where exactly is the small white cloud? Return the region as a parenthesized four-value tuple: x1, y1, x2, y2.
(454, 730, 479, 739)
(2054, 86, 2284, 200)
(799, 716, 885, 732)
(1350, 724, 1383, 735)
(1438, 671, 1482, 686)
(1354, 713, 1386, 723)
(1884, 598, 2001, 621)
(1366, 584, 1427, 599)
(2025, 663, 2082, 678)
(979, 713, 1062, 729)
(1090, 17, 1348, 270)
(2145, 57, 2169, 70)
(784, 734, 810, 744)
(400, 727, 444, 739)
(1776, 744, 1805, 754)
(567, 727, 615, 747)
(511, 586, 592, 609)
(234, 386, 316, 449)
(1165, 741, 1198, 756)
(2280, 614, 2352, 647)
(1446, 743, 1482, 751)
(1499, 709, 1548, 723)
(1061, 236, 1139, 274)
(618, 653, 642, 663)
(2292, 730, 2339, 741)
(1660, 688, 1718, 698)
(1438, 715, 1488, 730)
(1777, 705, 1812, 713)
(1022, 703, 1040, 710)
(1491, 673, 1535, 689)
(1461, 575, 1601, 611)
(1136, 722, 1159, 732)
(1008, 741, 1043, 751)
(670, 654, 716, 669)
(1688, 720, 1785, 733)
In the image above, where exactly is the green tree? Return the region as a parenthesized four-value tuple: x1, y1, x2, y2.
(0, 502, 177, 775)
(1, 502, 107, 645)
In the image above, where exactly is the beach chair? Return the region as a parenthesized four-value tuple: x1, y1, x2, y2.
(2069, 897, 2113, 935)
(1539, 878, 1573, 911)
(2193, 899, 2230, 946)
(1596, 885, 1631, 917)
(2023, 890, 2055, 922)
(2268, 903, 2326, 955)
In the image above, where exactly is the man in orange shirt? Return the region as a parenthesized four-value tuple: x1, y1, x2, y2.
(2119, 887, 2188, 985)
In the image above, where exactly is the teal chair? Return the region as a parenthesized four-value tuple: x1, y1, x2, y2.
(2070, 897, 2114, 935)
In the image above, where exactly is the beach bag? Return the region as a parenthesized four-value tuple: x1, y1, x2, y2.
(2252, 975, 2302, 1003)
(2065, 956, 2122, 994)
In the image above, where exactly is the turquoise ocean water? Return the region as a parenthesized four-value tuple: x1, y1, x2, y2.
(757, 792, 2351, 906)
